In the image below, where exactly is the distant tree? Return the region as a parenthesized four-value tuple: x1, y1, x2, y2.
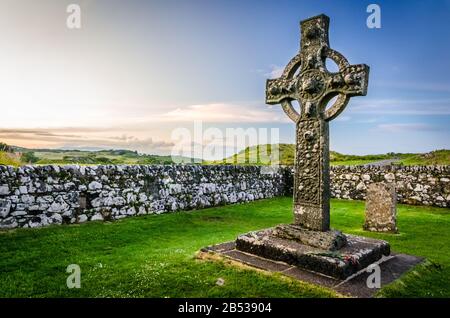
(21, 152, 39, 164)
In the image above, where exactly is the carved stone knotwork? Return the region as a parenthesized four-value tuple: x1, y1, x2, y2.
(226, 14, 393, 281)
(265, 14, 369, 231)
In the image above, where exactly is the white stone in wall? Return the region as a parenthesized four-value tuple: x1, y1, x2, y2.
(137, 206, 147, 215)
(91, 213, 104, 221)
(21, 195, 35, 205)
(0, 217, 18, 229)
(113, 196, 126, 206)
(64, 182, 76, 191)
(91, 197, 104, 208)
(356, 182, 366, 191)
(126, 192, 136, 204)
(47, 202, 69, 213)
(88, 181, 103, 191)
(384, 173, 395, 182)
(11, 211, 27, 216)
(139, 193, 148, 202)
(51, 213, 63, 224)
(0, 185, 10, 195)
(28, 204, 40, 211)
(0, 200, 11, 218)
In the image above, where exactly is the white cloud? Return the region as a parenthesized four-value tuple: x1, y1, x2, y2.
(374, 81, 450, 93)
(157, 102, 289, 123)
(376, 123, 436, 133)
(334, 116, 351, 122)
(265, 65, 284, 79)
(350, 98, 450, 115)
(0, 128, 174, 154)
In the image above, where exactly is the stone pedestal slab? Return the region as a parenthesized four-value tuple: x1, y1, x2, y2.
(235, 227, 390, 279)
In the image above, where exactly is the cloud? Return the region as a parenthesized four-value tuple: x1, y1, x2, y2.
(265, 65, 284, 79)
(334, 116, 351, 122)
(374, 81, 450, 93)
(0, 128, 174, 154)
(0, 100, 290, 154)
(157, 102, 289, 123)
(350, 98, 450, 115)
(376, 123, 437, 133)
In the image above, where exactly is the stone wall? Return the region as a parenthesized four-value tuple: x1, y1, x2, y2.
(1, 164, 448, 230)
(0, 165, 284, 229)
(330, 166, 449, 207)
(284, 165, 450, 208)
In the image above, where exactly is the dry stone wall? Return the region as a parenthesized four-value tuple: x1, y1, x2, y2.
(0, 164, 448, 230)
(283, 165, 449, 208)
(329, 166, 449, 208)
(0, 165, 284, 229)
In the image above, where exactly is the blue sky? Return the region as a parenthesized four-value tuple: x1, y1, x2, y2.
(0, 0, 449, 157)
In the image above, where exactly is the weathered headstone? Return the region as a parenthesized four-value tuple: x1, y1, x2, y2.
(233, 15, 391, 279)
(364, 183, 398, 233)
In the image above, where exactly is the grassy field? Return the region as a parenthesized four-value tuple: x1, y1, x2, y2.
(206, 144, 450, 166)
(30, 149, 193, 165)
(0, 152, 21, 167)
(1, 142, 448, 166)
(0, 197, 448, 298)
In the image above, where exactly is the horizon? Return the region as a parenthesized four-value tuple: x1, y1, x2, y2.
(1, 0, 449, 159)
(7, 142, 449, 159)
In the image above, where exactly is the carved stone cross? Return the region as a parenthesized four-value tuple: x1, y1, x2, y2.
(266, 14, 369, 231)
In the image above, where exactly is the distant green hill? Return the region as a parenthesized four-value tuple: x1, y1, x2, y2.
(206, 144, 450, 166)
(1, 144, 197, 166)
(1, 142, 449, 167)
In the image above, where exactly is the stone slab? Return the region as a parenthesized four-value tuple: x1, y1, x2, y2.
(235, 228, 390, 279)
(223, 250, 292, 272)
(272, 224, 347, 250)
(201, 241, 423, 298)
(334, 253, 423, 298)
(364, 182, 398, 233)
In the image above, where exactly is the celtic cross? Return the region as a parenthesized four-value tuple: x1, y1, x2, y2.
(266, 14, 369, 231)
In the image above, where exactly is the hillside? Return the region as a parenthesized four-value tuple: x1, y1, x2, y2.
(1, 142, 449, 167)
(1, 145, 196, 166)
(206, 144, 450, 166)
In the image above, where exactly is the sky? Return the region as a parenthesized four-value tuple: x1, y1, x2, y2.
(0, 0, 449, 159)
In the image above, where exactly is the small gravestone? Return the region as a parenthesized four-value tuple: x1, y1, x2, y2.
(364, 183, 398, 233)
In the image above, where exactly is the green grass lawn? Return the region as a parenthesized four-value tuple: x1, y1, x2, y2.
(330, 159, 377, 166)
(0, 197, 449, 298)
